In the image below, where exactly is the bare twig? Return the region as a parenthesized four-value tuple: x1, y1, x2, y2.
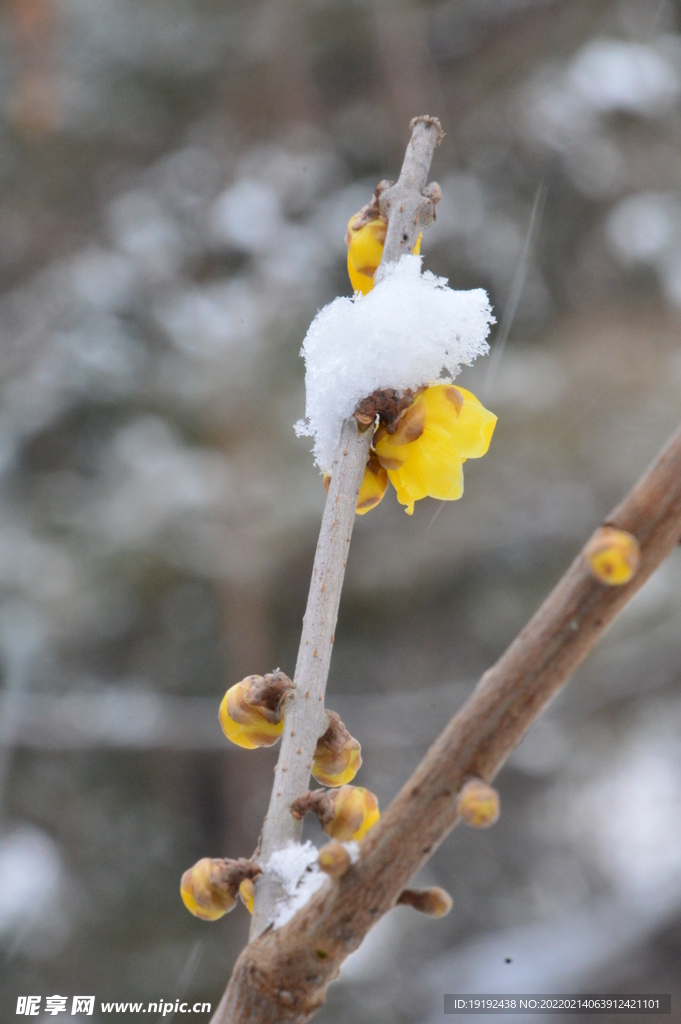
(213, 421, 681, 1023)
(396, 886, 452, 917)
(250, 418, 371, 935)
(249, 115, 444, 939)
(378, 115, 443, 269)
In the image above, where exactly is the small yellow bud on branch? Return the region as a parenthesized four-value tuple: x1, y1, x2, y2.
(180, 857, 261, 922)
(345, 181, 422, 296)
(584, 526, 641, 586)
(312, 710, 362, 787)
(397, 886, 452, 917)
(317, 841, 352, 878)
(219, 670, 294, 750)
(291, 785, 380, 842)
(457, 778, 500, 829)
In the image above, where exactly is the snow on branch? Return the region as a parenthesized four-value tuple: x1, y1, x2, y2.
(296, 256, 494, 471)
(266, 842, 326, 930)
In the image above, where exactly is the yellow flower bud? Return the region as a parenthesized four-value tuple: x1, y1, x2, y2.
(397, 886, 452, 917)
(219, 671, 294, 750)
(291, 785, 379, 842)
(180, 857, 260, 921)
(323, 786, 380, 842)
(317, 841, 352, 877)
(346, 215, 386, 295)
(346, 210, 421, 295)
(457, 778, 500, 829)
(585, 526, 640, 586)
(180, 859, 237, 921)
(312, 711, 362, 787)
(239, 877, 254, 914)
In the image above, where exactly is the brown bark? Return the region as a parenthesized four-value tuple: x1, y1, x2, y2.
(212, 421, 681, 1023)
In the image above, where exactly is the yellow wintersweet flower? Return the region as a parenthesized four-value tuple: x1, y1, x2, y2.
(311, 710, 362, 787)
(291, 785, 380, 840)
(219, 671, 293, 750)
(322, 785, 380, 842)
(346, 212, 421, 295)
(374, 384, 497, 515)
(313, 743, 362, 787)
(180, 858, 237, 921)
(181, 857, 260, 921)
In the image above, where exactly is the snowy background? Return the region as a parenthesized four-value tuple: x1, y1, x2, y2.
(1, 0, 681, 1021)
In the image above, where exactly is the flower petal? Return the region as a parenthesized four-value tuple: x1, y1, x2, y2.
(345, 215, 421, 294)
(347, 253, 374, 295)
(356, 459, 388, 515)
(388, 422, 463, 513)
(422, 384, 497, 460)
(389, 397, 427, 445)
(375, 425, 408, 470)
(346, 217, 386, 294)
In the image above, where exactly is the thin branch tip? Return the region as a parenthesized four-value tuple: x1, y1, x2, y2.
(409, 114, 444, 143)
(397, 886, 452, 917)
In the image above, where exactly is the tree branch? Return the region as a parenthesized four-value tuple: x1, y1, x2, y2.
(214, 420, 681, 1022)
(378, 115, 443, 268)
(250, 417, 371, 936)
(249, 115, 444, 938)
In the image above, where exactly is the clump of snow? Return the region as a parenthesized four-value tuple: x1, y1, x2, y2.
(268, 841, 327, 929)
(343, 840, 359, 864)
(295, 255, 495, 471)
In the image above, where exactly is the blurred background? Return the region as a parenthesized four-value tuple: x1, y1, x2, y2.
(1, 0, 681, 1021)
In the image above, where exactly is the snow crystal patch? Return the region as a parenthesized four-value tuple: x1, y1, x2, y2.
(295, 255, 495, 471)
(343, 840, 359, 864)
(268, 841, 327, 930)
